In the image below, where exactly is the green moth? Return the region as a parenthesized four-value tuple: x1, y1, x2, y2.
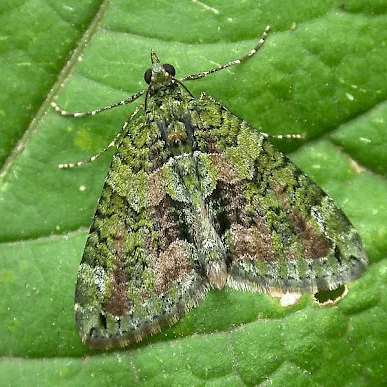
(53, 27, 367, 350)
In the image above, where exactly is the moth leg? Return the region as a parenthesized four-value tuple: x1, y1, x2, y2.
(262, 132, 307, 141)
(58, 104, 143, 169)
(51, 89, 145, 118)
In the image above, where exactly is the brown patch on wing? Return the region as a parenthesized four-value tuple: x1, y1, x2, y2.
(153, 240, 193, 295)
(269, 181, 331, 260)
(200, 133, 220, 153)
(210, 154, 239, 183)
(269, 180, 291, 208)
(147, 168, 165, 206)
(222, 182, 250, 228)
(232, 220, 278, 262)
(105, 230, 131, 316)
(151, 195, 181, 250)
(292, 211, 330, 259)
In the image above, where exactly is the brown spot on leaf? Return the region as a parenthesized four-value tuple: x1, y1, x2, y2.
(104, 230, 131, 316)
(153, 240, 193, 295)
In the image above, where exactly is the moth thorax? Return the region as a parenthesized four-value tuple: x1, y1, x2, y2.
(168, 132, 187, 144)
(167, 121, 188, 144)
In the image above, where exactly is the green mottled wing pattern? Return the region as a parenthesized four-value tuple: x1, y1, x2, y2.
(74, 65, 367, 350)
(194, 93, 367, 293)
(74, 87, 213, 349)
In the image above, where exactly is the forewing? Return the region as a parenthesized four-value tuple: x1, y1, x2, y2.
(74, 116, 207, 350)
(194, 93, 368, 293)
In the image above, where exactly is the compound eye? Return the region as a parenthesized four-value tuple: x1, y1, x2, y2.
(163, 64, 175, 77)
(144, 69, 152, 84)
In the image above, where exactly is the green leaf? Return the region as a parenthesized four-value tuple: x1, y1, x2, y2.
(1, 0, 386, 386)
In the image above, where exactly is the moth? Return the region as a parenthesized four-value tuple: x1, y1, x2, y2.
(53, 26, 367, 349)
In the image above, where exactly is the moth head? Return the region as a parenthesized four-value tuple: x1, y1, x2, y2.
(144, 50, 176, 85)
